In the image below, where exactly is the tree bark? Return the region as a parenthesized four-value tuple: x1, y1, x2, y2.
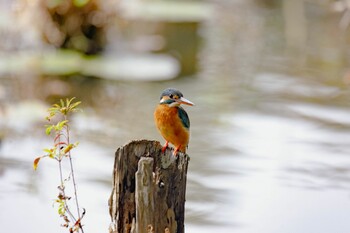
(109, 140, 189, 233)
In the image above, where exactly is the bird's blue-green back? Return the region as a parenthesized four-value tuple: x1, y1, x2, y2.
(178, 107, 190, 129)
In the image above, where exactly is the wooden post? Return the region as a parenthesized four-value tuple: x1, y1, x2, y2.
(135, 157, 155, 233)
(108, 140, 189, 233)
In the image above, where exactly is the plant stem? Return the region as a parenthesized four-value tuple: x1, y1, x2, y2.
(65, 118, 84, 233)
(58, 136, 77, 224)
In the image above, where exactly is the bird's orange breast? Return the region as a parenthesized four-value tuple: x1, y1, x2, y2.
(154, 104, 189, 152)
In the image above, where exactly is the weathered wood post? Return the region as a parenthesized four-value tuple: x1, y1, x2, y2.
(108, 140, 189, 233)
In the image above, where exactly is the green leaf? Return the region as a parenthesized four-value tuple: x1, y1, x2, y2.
(52, 103, 60, 109)
(62, 142, 79, 154)
(45, 125, 54, 135)
(63, 144, 73, 154)
(60, 99, 65, 108)
(48, 104, 60, 113)
(43, 148, 51, 153)
(44, 147, 56, 158)
(54, 120, 68, 131)
(56, 199, 66, 216)
(69, 101, 81, 112)
(66, 97, 73, 106)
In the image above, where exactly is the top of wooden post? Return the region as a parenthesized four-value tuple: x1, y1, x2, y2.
(109, 140, 189, 233)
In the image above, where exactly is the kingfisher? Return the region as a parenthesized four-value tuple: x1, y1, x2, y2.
(154, 88, 194, 156)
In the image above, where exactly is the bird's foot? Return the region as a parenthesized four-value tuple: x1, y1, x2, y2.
(161, 141, 169, 153)
(173, 145, 181, 157)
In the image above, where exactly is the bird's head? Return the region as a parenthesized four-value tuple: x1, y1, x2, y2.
(159, 88, 194, 108)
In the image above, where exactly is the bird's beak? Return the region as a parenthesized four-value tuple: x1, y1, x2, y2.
(178, 97, 195, 106)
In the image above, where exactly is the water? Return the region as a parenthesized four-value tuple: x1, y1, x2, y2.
(1, 1, 350, 233)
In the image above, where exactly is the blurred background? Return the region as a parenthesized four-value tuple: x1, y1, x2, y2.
(1, 0, 350, 232)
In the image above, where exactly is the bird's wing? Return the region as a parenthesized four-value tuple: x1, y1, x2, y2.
(178, 107, 190, 129)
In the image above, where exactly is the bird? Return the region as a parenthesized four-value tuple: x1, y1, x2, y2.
(154, 88, 194, 156)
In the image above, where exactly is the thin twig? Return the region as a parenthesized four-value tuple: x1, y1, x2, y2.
(65, 118, 84, 233)
(58, 134, 77, 224)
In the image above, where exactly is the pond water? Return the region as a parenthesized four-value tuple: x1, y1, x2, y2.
(1, 1, 350, 233)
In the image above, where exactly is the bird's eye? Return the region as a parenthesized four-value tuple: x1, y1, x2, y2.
(169, 94, 173, 98)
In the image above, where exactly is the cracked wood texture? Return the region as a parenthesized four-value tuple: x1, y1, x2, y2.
(109, 140, 189, 233)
